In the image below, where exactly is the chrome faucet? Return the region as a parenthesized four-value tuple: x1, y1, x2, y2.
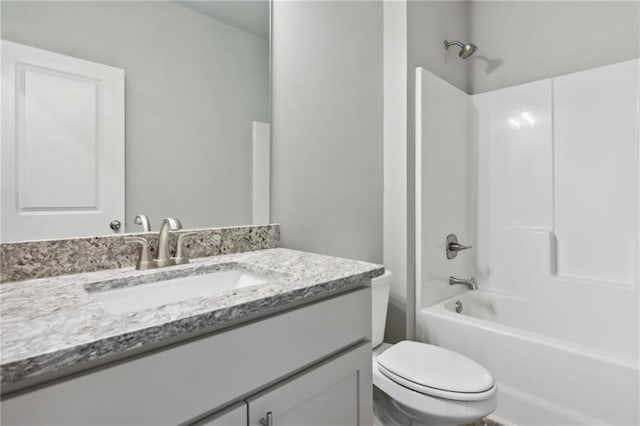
(156, 217, 182, 267)
(125, 217, 195, 270)
(449, 276, 477, 290)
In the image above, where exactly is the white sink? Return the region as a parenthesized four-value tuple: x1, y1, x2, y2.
(88, 266, 272, 315)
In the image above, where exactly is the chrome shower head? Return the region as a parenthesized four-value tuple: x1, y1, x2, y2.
(459, 43, 478, 59)
(444, 40, 478, 59)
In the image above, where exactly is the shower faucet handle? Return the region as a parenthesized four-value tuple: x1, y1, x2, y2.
(449, 242, 472, 251)
(446, 234, 472, 259)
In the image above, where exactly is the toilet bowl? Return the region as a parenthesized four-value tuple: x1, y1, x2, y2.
(371, 271, 496, 424)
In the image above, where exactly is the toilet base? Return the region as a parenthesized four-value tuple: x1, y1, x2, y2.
(374, 387, 478, 426)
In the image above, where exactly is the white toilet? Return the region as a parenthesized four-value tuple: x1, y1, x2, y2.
(371, 271, 497, 425)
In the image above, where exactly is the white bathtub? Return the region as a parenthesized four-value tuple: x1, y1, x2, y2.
(418, 291, 640, 425)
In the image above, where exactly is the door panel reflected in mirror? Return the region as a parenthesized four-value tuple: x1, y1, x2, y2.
(0, 0, 270, 242)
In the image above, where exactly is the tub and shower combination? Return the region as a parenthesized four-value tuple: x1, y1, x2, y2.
(419, 289, 639, 425)
(415, 58, 639, 424)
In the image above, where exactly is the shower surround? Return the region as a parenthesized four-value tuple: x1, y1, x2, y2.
(415, 60, 639, 424)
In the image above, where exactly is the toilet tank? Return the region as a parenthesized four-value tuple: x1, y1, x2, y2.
(371, 271, 392, 348)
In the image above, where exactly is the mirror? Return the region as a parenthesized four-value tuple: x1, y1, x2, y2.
(0, 0, 270, 242)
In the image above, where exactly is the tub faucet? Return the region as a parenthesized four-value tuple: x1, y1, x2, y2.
(156, 217, 182, 267)
(449, 276, 477, 290)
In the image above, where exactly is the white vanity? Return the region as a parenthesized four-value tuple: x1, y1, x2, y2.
(1, 248, 382, 425)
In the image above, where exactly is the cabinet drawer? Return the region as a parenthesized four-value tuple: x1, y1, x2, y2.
(2, 288, 371, 425)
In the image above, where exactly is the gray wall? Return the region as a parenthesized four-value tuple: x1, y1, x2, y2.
(383, 0, 408, 343)
(2, 1, 269, 231)
(271, 0, 383, 263)
(407, 1, 469, 93)
(468, 1, 640, 94)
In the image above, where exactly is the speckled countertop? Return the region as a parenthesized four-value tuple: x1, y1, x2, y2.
(1, 248, 384, 389)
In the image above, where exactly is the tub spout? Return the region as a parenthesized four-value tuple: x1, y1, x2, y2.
(449, 276, 477, 290)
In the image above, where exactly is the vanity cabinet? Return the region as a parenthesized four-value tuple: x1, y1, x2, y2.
(195, 342, 370, 426)
(246, 343, 370, 426)
(1, 288, 372, 426)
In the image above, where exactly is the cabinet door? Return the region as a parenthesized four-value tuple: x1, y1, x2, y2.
(247, 342, 372, 426)
(192, 401, 247, 426)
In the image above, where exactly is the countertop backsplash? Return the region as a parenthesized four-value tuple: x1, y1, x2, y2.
(0, 224, 280, 283)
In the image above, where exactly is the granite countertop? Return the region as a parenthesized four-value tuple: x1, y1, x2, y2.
(1, 248, 384, 390)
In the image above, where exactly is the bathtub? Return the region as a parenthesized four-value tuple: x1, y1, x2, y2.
(417, 290, 640, 425)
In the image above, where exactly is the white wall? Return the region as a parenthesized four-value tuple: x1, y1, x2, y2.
(1, 1, 269, 231)
(468, 1, 640, 94)
(271, 0, 383, 263)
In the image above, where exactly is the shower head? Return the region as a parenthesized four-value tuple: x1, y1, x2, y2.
(459, 43, 478, 59)
(444, 40, 478, 59)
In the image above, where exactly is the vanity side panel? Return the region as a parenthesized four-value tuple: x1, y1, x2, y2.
(1, 288, 371, 425)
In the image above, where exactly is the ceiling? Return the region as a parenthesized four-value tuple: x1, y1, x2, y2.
(175, 1, 269, 39)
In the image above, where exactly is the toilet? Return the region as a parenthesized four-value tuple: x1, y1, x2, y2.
(371, 271, 497, 425)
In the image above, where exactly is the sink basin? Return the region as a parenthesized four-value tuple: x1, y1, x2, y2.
(87, 263, 274, 314)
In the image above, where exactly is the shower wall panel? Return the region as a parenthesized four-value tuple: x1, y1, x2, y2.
(472, 59, 639, 359)
(553, 60, 639, 285)
(415, 68, 476, 308)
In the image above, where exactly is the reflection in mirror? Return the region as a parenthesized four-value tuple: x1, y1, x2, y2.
(0, 0, 270, 242)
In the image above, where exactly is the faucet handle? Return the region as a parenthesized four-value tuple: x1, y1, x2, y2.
(174, 232, 198, 265)
(124, 237, 157, 270)
(446, 234, 472, 259)
(134, 214, 152, 232)
(161, 217, 183, 230)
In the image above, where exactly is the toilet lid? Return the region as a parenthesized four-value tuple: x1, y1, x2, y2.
(376, 341, 495, 401)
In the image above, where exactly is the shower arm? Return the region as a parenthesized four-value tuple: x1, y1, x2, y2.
(444, 40, 466, 50)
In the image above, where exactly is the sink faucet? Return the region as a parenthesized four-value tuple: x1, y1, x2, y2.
(156, 217, 182, 267)
(449, 276, 477, 290)
(126, 217, 196, 270)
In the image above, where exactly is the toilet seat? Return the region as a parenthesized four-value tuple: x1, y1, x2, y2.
(372, 343, 497, 424)
(376, 341, 496, 402)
